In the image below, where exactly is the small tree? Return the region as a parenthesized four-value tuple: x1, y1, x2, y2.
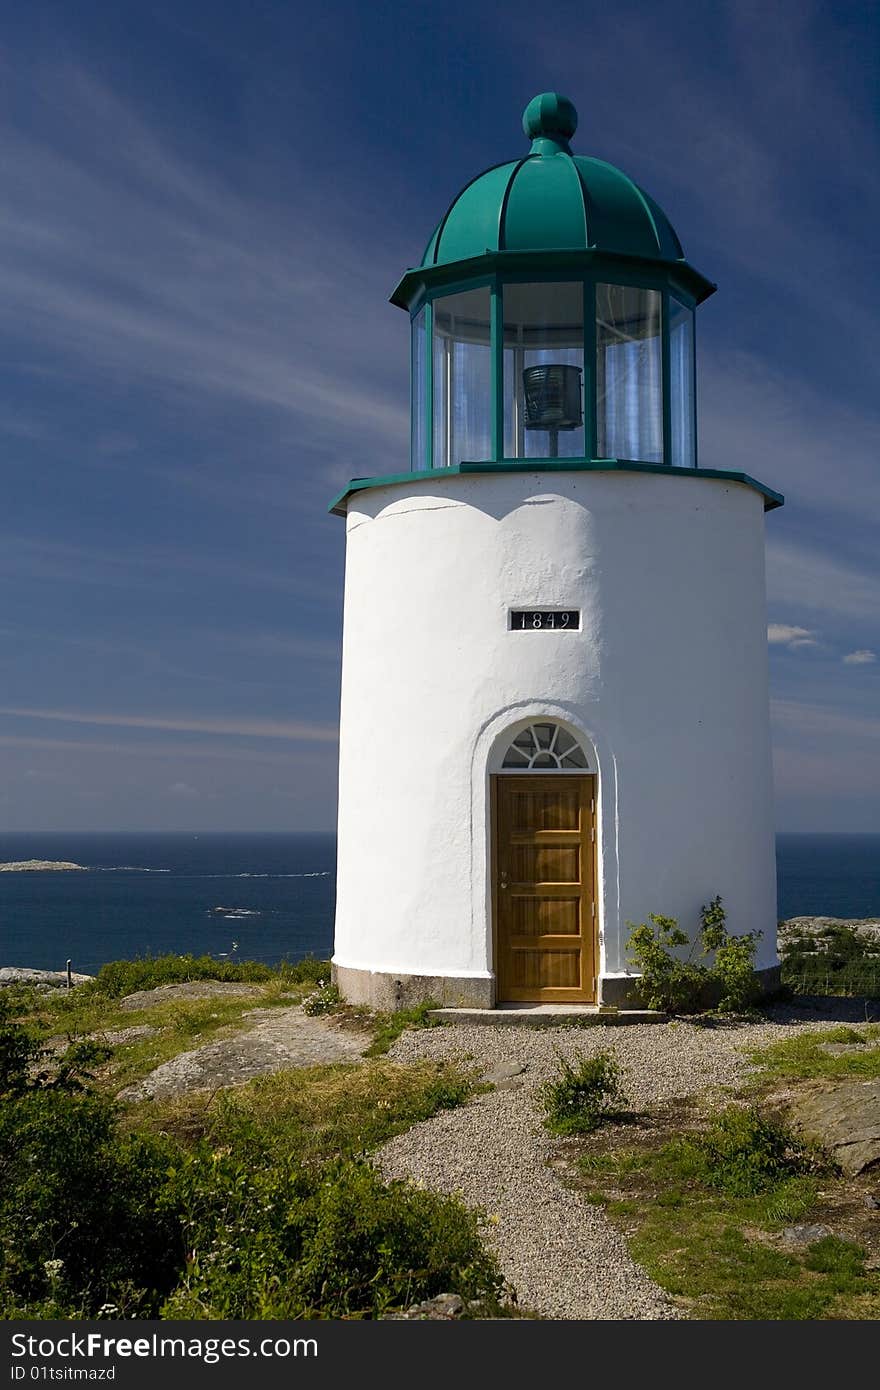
(626, 897, 762, 1014)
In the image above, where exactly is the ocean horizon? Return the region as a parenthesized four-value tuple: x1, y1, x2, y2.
(0, 830, 878, 976)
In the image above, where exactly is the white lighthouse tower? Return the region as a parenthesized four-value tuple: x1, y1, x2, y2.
(331, 93, 781, 1010)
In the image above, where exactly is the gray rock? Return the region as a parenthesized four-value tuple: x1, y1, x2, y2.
(420, 1293, 463, 1316)
(816, 1042, 874, 1056)
(790, 1078, 880, 1175)
(493, 1076, 525, 1091)
(383, 1293, 465, 1320)
(0, 967, 94, 989)
(92, 1025, 159, 1046)
(119, 981, 264, 1012)
(484, 1060, 528, 1084)
(863, 1194, 879, 1210)
(782, 1224, 832, 1246)
(119, 1004, 367, 1100)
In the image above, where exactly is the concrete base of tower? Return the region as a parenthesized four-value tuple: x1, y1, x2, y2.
(332, 962, 494, 1011)
(333, 961, 783, 1012)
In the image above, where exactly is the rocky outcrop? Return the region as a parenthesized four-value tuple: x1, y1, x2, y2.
(118, 981, 264, 1012)
(779, 918, 880, 953)
(0, 967, 94, 988)
(789, 1078, 880, 1175)
(118, 1004, 368, 1101)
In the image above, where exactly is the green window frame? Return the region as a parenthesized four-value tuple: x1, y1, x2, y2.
(410, 269, 699, 473)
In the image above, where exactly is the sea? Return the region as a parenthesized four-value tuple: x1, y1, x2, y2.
(0, 831, 878, 976)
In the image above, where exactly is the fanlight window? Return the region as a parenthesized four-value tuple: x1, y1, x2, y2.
(502, 723, 589, 770)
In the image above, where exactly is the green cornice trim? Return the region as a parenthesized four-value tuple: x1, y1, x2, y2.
(391, 248, 716, 313)
(329, 460, 784, 517)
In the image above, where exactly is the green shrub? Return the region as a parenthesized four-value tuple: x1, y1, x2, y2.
(0, 1000, 42, 1096)
(285, 957, 333, 987)
(90, 954, 330, 998)
(0, 1008, 501, 1320)
(302, 982, 341, 1016)
(0, 1090, 181, 1317)
(702, 896, 763, 1012)
(626, 915, 706, 1013)
(674, 1105, 829, 1197)
(0, 998, 111, 1098)
(626, 896, 761, 1014)
(541, 1050, 627, 1135)
(162, 1154, 502, 1319)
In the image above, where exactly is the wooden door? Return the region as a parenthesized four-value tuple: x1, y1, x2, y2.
(494, 775, 597, 1003)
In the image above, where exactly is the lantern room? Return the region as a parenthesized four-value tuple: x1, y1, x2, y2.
(397, 92, 711, 476)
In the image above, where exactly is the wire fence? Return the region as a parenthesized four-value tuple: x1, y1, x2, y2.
(782, 966, 880, 999)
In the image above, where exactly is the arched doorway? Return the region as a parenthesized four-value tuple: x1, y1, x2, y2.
(493, 722, 597, 1003)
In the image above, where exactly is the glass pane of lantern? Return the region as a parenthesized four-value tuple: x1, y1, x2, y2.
(669, 295, 695, 469)
(502, 282, 585, 459)
(411, 307, 426, 471)
(432, 287, 492, 467)
(596, 284, 663, 463)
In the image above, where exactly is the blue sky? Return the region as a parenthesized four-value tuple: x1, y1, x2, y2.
(0, 0, 877, 832)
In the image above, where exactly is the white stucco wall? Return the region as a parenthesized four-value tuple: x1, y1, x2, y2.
(332, 469, 778, 994)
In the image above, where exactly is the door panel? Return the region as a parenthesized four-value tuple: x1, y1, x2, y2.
(495, 775, 596, 1003)
(510, 842, 581, 884)
(509, 897, 581, 937)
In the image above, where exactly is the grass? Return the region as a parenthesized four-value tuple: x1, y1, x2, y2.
(1, 957, 520, 1321)
(4, 969, 325, 1093)
(364, 1000, 440, 1057)
(130, 1056, 477, 1163)
(91, 953, 330, 997)
(567, 1028, 880, 1319)
(577, 1104, 880, 1319)
(3, 958, 450, 1094)
(744, 1024, 880, 1084)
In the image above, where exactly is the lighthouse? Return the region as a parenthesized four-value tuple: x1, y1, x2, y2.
(330, 93, 782, 1010)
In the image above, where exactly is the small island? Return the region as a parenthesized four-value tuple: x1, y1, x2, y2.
(0, 860, 87, 872)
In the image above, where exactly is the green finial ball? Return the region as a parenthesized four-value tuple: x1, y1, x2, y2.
(522, 92, 578, 143)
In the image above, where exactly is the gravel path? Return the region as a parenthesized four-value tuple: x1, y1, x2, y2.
(378, 1005, 871, 1320)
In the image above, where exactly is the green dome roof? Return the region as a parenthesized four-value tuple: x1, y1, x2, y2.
(421, 92, 685, 269)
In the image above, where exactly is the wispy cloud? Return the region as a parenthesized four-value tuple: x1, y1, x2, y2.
(0, 707, 338, 742)
(766, 538, 880, 623)
(0, 61, 409, 477)
(771, 699, 880, 743)
(768, 623, 817, 649)
(168, 781, 200, 798)
(843, 649, 877, 666)
(0, 534, 332, 600)
(699, 352, 880, 529)
(0, 734, 331, 766)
